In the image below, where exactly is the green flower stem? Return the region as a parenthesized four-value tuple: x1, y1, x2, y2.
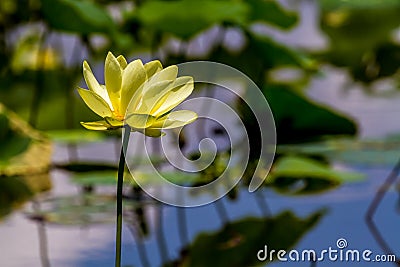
(115, 124, 131, 267)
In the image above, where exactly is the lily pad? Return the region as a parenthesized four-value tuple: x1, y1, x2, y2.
(278, 137, 400, 166)
(267, 155, 363, 194)
(0, 103, 52, 176)
(0, 174, 51, 219)
(264, 86, 357, 143)
(71, 170, 201, 187)
(25, 193, 156, 226)
(25, 194, 117, 225)
(45, 129, 106, 144)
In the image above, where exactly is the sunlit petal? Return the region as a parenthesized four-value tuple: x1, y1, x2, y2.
(116, 55, 127, 69)
(82, 61, 112, 107)
(105, 117, 124, 127)
(125, 113, 156, 129)
(99, 85, 113, 109)
(105, 52, 122, 110)
(83, 61, 102, 93)
(120, 59, 146, 116)
(151, 77, 194, 116)
(151, 110, 197, 129)
(80, 120, 111, 131)
(144, 60, 162, 78)
(132, 80, 174, 114)
(135, 128, 166, 137)
(146, 65, 178, 88)
(77, 88, 112, 118)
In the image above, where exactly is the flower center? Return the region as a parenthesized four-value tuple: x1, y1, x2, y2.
(113, 110, 124, 121)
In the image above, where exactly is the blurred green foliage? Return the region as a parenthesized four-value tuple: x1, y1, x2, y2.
(0, 103, 51, 176)
(3, 0, 397, 203)
(319, 0, 400, 84)
(41, 0, 116, 34)
(1, 0, 382, 137)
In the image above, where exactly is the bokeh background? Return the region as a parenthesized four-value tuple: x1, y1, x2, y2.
(1, 0, 400, 266)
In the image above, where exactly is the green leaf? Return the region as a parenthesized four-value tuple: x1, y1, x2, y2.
(131, 0, 249, 39)
(320, 0, 400, 10)
(263, 85, 357, 143)
(41, 0, 116, 34)
(71, 170, 201, 187)
(165, 210, 325, 267)
(0, 174, 51, 219)
(0, 113, 31, 161)
(0, 103, 52, 176)
(271, 156, 363, 182)
(248, 33, 316, 70)
(25, 194, 118, 225)
(71, 171, 117, 186)
(247, 0, 298, 29)
(0, 176, 32, 219)
(126, 170, 202, 187)
(45, 129, 106, 143)
(319, 0, 400, 83)
(278, 137, 400, 166)
(201, 35, 315, 87)
(267, 156, 363, 194)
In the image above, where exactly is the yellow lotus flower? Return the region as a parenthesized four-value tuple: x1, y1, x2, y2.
(78, 52, 197, 137)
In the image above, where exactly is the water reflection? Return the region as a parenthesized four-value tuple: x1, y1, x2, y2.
(1, 121, 400, 267)
(0, 163, 399, 266)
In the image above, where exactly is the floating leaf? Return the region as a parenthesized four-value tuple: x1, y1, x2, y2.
(71, 171, 117, 186)
(279, 137, 400, 166)
(71, 169, 201, 188)
(0, 113, 31, 161)
(45, 129, 106, 143)
(0, 174, 51, 219)
(0, 103, 52, 176)
(264, 85, 357, 143)
(25, 193, 156, 226)
(267, 156, 363, 194)
(165, 210, 325, 266)
(25, 194, 117, 225)
(0, 176, 32, 219)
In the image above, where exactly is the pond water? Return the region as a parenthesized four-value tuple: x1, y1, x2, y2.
(0, 136, 399, 267)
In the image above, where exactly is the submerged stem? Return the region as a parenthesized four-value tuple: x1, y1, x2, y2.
(115, 125, 131, 267)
